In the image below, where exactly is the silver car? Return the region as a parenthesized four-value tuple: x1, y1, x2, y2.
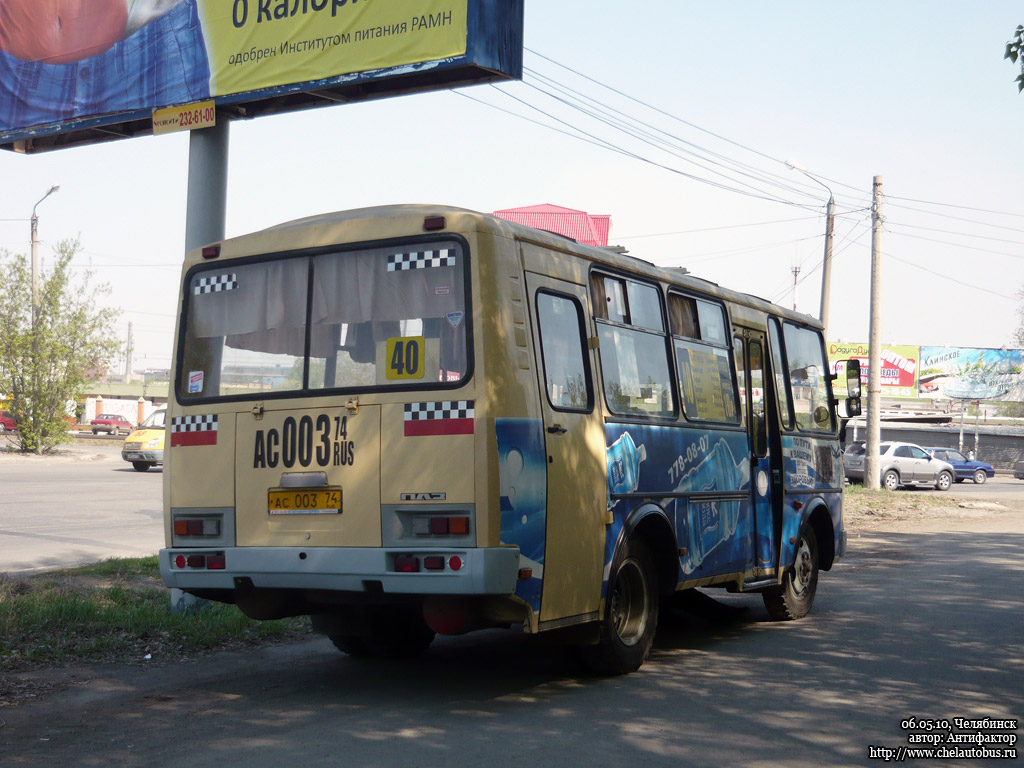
(844, 441, 955, 491)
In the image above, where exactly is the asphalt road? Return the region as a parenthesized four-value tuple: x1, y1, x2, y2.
(0, 439, 164, 573)
(1, 444, 1022, 767)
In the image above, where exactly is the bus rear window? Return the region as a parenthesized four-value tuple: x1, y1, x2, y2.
(178, 241, 469, 399)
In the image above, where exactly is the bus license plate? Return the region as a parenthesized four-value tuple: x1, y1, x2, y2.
(268, 488, 342, 515)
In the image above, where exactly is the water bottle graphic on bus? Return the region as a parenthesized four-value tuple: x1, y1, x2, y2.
(607, 431, 646, 499)
(675, 438, 745, 572)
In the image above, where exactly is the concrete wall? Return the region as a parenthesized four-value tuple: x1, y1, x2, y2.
(846, 421, 1024, 469)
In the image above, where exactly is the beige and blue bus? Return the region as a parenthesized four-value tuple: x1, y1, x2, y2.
(160, 205, 860, 674)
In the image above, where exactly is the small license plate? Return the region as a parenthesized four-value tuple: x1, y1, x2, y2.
(268, 488, 342, 515)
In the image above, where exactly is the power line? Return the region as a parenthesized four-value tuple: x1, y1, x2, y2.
(887, 195, 1024, 219)
(616, 215, 821, 240)
(885, 251, 1017, 301)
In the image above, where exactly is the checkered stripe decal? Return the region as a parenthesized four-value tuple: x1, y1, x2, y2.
(194, 274, 237, 295)
(387, 250, 455, 272)
(171, 415, 218, 433)
(404, 401, 474, 421)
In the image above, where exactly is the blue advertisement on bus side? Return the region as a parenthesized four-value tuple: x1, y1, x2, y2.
(496, 418, 842, 613)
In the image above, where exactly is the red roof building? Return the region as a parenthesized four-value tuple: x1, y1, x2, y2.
(491, 204, 611, 247)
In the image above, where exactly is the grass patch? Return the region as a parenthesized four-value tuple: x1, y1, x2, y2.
(0, 556, 310, 673)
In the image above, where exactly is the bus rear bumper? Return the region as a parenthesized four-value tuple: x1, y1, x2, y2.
(159, 546, 521, 597)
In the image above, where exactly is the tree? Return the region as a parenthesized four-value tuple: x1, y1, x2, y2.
(0, 239, 120, 453)
(1006, 25, 1024, 92)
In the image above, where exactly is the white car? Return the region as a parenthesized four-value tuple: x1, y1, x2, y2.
(844, 441, 955, 491)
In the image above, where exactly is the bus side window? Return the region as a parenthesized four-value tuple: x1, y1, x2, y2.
(734, 337, 747, 427)
(669, 293, 740, 424)
(591, 273, 675, 419)
(768, 318, 794, 429)
(749, 340, 767, 457)
(781, 323, 834, 432)
(537, 292, 592, 411)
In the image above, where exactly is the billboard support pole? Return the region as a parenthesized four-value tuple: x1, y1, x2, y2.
(173, 119, 229, 614)
(184, 121, 229, 253)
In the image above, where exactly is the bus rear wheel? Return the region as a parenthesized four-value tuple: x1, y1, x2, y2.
(762, 528, 818, 620)
(363, 606, 436, 658)
(582, 538, 658, 675)
(328, 634, 372, 657)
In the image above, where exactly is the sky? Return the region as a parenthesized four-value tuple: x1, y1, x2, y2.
(1, 2, 1022, 373)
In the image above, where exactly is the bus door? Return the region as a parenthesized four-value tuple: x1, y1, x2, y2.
(735, 331, 782, 580)
(525, 273, 606, 625)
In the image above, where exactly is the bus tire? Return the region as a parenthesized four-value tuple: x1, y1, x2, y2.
(328, 634, 372, 657)
(132, 461, 152, 472)
(762, 527, 818, 621)
(582, 538, 658, 675)
(365, 606, 436, 658)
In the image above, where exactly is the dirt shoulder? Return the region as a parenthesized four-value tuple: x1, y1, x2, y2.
(843, 485, 1024, 534)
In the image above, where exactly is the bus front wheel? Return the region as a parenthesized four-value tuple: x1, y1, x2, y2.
(762, 528, 818, 621)
(582, 538, 658, 675)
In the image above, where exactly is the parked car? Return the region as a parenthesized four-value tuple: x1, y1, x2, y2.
(923, 447, 995, 485)
(1015, 461, 1024, 480)
(121, 409, 165, 472)
(91, 413, 133, 436)
(843, 441, 955, 491)
(0, 410, 17, 432)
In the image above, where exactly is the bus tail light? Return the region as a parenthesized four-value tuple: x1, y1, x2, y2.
(394, 555, 420, 572)
(415, 515, 471, 536)
(174, 552, 226, 570)
(206, 554, 226, 570)
(174, 518, 220, 537)
(389, 553, 465, 572)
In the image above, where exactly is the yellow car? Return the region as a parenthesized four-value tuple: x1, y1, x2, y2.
(121, 408, 166, 472)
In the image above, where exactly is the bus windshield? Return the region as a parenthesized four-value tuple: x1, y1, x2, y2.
(177, 240, 468, 400)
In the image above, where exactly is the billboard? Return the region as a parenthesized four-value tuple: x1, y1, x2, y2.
(828, 342, 1024, 403)
(828, 341, 919, 399)
(918, 346, 1024, 402)
(0, 0, 523, 152)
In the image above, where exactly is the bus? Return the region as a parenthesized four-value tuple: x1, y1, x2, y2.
(160, 205, 861, 674)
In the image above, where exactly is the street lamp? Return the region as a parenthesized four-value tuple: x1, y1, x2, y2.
(786, 162, 835, 333)
(31, 184, 60, 323)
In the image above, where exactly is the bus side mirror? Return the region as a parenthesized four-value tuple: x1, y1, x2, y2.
(846, 359, 861, 398)
(845, 359, 862, 417)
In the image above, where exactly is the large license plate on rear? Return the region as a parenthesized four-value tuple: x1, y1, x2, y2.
(268, 488, 342, 515)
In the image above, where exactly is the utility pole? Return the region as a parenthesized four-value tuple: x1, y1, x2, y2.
(865, 176, 884, 490)
(819, 195, 835, 333)
(30, 185, 60, 326)
(791, 266, 800, 311)
(125, 322, 134, 380)
(784, 161, 834, 331)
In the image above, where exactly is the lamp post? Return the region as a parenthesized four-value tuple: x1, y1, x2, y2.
(30, 184, 60, 324)
(786, 163, 835, 333)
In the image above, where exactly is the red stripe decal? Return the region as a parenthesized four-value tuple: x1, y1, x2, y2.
(171, 430, 218, 447)
(404, 418, 474, 437)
